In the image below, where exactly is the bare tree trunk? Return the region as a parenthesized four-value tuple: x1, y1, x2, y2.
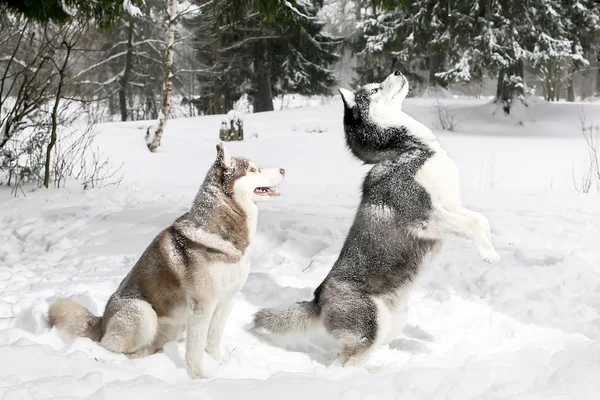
(119, 16, 135, 121)
(428, 49, 447, 89)
(581, 66, 595, 99)
(553, 71, 561, 102)
(252, 43, 274, 113)
(566, 74, 575, 102)
(595, 44, 600, 96)
(596, 62, 600, 97)
(565, 44, 577, 102)
(545, 60, 553, 101)
(494, 60, 524, 115)
(44, 40, 72, 188)
(147, 0, 177, 153)
(252, 71, 273, 112)
(212, 0, 223, 114)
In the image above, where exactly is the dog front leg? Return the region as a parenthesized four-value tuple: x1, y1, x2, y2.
(185, 298, 215, 379)
(420, 208, 500, 263)
(459, 208, 493, 242)
(206, 300, 234, 363)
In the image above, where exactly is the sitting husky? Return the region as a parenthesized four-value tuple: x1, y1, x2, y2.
(49, 143, 285, 379)
(252, 71, 500, 367)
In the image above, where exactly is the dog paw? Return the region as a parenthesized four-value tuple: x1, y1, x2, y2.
(480, 248, 501, 263)
(186, 361, 207, 380)
(206, 349, 222, 364)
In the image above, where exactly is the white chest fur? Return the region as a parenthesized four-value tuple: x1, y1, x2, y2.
(415, 150, 462, 210)
(210, 198, 256, 303)
(233, 193, 259, 239)
(209, 255, 251, 302)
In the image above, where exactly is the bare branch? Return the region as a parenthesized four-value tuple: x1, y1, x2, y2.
(219, 35, 293, 52)
(71, 51, 128, 80)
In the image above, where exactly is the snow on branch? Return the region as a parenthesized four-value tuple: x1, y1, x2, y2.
(436, 51, 472, 82)
(284, 1, 316, 20)
(72, 51, 128, 79)
(172, 68, 219, 77)
(219, 35, 293, 52)
(79, 69, 125, 88)
(60, 0, 77, 16)
(0, 56, 28, 69)
(174, 2, 203, 19)
(123, 0, 143, 17)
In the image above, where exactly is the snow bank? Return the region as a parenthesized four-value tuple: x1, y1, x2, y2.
(1, 98, 599, 399)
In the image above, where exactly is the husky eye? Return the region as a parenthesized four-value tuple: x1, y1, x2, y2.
(371, 88, 379, 94)
(249, 167, 257, 173)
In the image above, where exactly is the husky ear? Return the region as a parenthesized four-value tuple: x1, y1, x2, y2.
(338, 88, 356, 109)
(216, 142, 232, 169)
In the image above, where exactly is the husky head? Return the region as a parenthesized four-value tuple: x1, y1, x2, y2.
(214, 143, 285, 203)
(338, 71, 432, 164)
(339, 70, 409, 120)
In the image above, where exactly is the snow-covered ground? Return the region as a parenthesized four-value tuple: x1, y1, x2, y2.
(1, 97, 599, 399)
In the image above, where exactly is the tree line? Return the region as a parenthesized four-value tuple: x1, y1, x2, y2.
(348, 0, 600, 114)
(1, 0, 599, 190)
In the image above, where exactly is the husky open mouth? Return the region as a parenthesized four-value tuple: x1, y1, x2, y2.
(254, 186, 280, 196)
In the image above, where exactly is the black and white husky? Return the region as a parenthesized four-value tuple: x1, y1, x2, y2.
(252, 71, 500, 367)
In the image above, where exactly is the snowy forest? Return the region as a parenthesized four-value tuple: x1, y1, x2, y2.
(2, 1, 600, 397)
(1, 0, 600, 188)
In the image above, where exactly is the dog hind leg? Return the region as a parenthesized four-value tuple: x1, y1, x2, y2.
(127, 322, 182, 359)
(100, 299, 158, 355)
(322, 295, 378, 369)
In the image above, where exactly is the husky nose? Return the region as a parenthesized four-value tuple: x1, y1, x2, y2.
(279, 168, 285, 176)
(394, 70, 402, 76)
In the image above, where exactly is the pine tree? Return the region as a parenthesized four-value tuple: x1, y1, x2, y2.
(357, 0, 600, 112)
(269, 1, 340, 100)
(352, 5, 405, 85)
(467, 0, 600, 111)
(0, 0, 143, 27)
(71, 0, 169, 121)
(190, 0, 340, 114)
(185, 0, 248, 115)
(352, 0, 471, 93)
(559, 0, 600, 101)
(596, 41, 600, 96)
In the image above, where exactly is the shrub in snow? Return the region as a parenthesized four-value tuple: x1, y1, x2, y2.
(219, 110, 244, 142)
(573, 107, 600, 193)
(434, 99, 459, 132)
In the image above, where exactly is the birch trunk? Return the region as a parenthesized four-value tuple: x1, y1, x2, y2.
(595, 44, 600, 96)
(147, 0, 177, 152)
(596, 62, 600, 97)
(119, 16, 134, 121)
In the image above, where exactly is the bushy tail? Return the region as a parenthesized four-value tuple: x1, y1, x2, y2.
(252, 301, 320, 335)
(48, 299, 103, 342)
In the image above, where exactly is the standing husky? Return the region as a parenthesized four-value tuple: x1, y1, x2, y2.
(252, 71, 500, 367)
(49, 143, 285, 379)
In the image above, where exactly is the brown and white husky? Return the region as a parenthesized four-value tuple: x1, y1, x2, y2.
(49, 143, 285, 379)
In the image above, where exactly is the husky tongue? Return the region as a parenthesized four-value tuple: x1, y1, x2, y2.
(254, 187, 280, 196)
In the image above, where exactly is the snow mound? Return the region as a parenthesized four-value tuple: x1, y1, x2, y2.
(1, 98, 600, 398)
